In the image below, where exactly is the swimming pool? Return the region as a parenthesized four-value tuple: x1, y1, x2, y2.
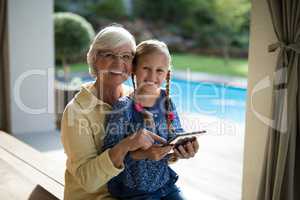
(58, 75, 247, 124)
(167, 78, 247, 124)
(123, 78, 246, 124)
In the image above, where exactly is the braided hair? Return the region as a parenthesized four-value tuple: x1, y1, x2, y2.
(165, 69, 174, 135)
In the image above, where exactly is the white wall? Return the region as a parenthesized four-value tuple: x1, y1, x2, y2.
(7, 0, 55, 134)
(242, 0, 277, 199)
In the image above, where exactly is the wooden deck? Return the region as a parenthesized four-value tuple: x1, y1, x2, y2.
(0, 131, 64, 199)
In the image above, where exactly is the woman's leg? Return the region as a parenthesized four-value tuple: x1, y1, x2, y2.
(123, 193, 161, 200)
(161, 188, 186, 200)
(161, 190, 185, 200)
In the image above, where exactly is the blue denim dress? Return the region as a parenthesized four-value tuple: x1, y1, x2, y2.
(102, 90, 185, 200)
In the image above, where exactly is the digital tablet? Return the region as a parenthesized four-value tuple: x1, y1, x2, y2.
(165, 130, 206, 146)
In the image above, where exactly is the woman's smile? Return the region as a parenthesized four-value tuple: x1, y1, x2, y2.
(109, 69, 127, 76)
(144, 81, 156, 85)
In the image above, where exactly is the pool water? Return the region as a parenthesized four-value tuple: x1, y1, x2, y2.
(58, 75, 247, 124)
(126, 78, 247, 124)
(167, 78, 247, 124)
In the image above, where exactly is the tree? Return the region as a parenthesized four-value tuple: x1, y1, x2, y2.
(211, 0, 250, 64)
(54, 12, 95, 81)
(132, 0, 250, 58)
(87, 0, 127, 20)
(133, 0, 196, 24)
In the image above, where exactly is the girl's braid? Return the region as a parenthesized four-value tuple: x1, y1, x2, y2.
(165, 70, 173, 135)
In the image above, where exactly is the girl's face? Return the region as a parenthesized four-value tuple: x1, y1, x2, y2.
(134, 52, 169, 93)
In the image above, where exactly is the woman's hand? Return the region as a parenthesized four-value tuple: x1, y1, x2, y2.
(173, 137, 199, 159)
(109, 129, 166, 168)
(130, 144, 173, 161)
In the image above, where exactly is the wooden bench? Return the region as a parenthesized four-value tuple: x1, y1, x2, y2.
(0, 131, 64, 199)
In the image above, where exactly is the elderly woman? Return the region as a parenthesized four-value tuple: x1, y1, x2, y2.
(61, 25, 199, 200)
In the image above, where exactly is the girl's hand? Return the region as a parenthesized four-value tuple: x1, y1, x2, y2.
(126, 129, 167, 151)
(173, 137, 199, 159)
(130, 144, 173, 161)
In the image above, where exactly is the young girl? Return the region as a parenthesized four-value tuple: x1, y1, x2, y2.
(102, 40, 185, 200)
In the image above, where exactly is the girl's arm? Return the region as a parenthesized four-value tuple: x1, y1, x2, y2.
(169, 99, 200, 160)
(103, 100, 167, 165)
(130, 98, 184, 162)
(129, 144, 173, 160)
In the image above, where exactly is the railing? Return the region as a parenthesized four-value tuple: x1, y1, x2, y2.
(55, 81, 79, 128)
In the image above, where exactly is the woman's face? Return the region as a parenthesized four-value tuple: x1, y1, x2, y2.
(94, 43, 134, 86)
(134, 52, 169, 93)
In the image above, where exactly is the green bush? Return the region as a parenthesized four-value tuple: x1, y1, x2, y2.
(54, 12, 95, 64)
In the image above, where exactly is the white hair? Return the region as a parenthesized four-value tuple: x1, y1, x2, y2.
(87, 25, 136, 77)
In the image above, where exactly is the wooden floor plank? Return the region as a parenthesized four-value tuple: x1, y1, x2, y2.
(0, 131, 64, 199)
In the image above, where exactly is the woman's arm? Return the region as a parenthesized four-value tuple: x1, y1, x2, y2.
(62, 104, 165, 193)
(61, 105, 123, 193)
